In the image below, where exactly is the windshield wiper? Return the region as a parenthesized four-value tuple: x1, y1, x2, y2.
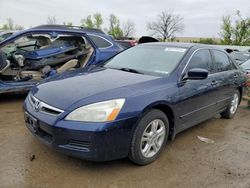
(106, 66, 144, 74)
(119, 67, 144, 74)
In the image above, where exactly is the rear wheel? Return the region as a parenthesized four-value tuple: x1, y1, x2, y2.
(221, 90, 240, 119)
(129, 109, 169, 165)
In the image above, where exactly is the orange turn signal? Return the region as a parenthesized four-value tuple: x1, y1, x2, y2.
(107, 108, 121, 121)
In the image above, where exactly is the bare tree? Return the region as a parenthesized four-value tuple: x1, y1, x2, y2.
(7, 18, 14, 30)
(47, 16, 57, 24)
(147, 11, 184, 41)
(63, 22, 73, 26)
(122, 20, 136, 37)
(14, 24, 24, 30)
(0, 18, 24, 30)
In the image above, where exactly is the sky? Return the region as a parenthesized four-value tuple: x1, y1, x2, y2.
(0, 0, 249, 38)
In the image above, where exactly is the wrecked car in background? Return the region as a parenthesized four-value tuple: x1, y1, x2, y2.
(115, 38, 138, 49)
(115, 36, 159, 50)
(0, 30, 16, 42)
(0, 25, 122, 93)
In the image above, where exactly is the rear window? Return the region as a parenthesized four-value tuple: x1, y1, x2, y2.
(88, 35, 112, 48)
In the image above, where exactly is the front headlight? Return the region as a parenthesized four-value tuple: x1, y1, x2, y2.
(65, 99, 125, 122)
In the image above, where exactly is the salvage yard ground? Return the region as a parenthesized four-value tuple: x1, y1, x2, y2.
(0, 94, 250, 188)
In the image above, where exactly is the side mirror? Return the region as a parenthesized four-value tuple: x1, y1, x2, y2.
(184, 68, 208, 80)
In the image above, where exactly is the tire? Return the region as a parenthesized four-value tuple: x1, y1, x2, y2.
(129, 109, 169, 165)
(221, 90, 240, 119)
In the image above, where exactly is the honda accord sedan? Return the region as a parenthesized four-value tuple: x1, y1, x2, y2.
(23, 42, 246, 165)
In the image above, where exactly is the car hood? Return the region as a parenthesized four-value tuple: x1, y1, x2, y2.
(32, 68, 159, 110)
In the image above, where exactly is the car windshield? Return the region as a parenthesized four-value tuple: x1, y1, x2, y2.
(241, 59, 250, 69)
(104, 45, 187, 76)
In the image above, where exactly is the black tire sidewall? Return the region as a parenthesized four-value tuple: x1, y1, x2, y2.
(221, 90, 240, 119)
(129, 109, 169, 165)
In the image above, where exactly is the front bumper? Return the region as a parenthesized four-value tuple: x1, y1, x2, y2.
(23, 98, 138, 162)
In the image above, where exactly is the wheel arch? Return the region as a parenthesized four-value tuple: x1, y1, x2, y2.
(237, 86, 243, 103)
(139, 101, 176, 140)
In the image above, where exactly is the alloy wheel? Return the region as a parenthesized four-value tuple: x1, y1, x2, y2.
(230, 93, 239, 115)
(140, 119, 166, 158)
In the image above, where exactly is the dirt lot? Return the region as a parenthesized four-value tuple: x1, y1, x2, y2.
(0, 94, 250, 188)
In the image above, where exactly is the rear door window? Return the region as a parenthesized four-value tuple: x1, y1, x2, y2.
(212, 50, 232, 72)
(88, 35, 112, 48)
(186, 49, 213, 73)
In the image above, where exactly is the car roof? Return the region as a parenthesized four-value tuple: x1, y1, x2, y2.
(0, 25, 108, 46)
(0, 30, 16, 34)
(139, 42, 223, 50)
(29, 25, 105, 34)
(141, 42, 194, 48)
(0, 25, 106, 44)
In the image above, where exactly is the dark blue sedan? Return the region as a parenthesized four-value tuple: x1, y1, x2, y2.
(0, 25, 122, 94)
(23, 43, 246, 165)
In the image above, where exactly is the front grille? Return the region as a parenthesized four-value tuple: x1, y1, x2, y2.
(40, 106, 62, 115)
(28, 94, 64, 116)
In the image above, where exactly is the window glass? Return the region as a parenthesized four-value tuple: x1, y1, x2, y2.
(229, 58, 237, 69)
(0, 33, 13, 41)
(187, 50, 213, 73)
(88, 35, 112, 48)
(213, 50, 231, 72)
(105, 45, 187, 76)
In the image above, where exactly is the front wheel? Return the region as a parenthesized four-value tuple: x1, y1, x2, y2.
(221, 90, 240, 119)
(129, 109, 169, 165)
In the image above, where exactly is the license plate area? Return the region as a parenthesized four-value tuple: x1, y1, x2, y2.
(24, 112, 38, 133)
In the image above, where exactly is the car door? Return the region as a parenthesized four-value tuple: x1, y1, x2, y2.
(87, 34, 121, 66)
(176, 49, 219, 131)
(211, 50, 240, 111)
